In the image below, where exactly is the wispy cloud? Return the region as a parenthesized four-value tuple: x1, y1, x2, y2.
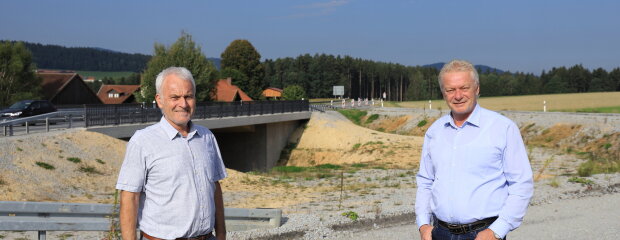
(284, 0, 350, 19)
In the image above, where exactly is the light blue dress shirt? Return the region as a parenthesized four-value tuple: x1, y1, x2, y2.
(116, 117, 227, 239)
(415, 104, 533, 238)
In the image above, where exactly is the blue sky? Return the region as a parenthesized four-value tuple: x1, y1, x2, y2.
(1, 0, 619, 74)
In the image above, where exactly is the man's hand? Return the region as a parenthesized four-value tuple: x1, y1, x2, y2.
(419, 224, 433, 240)
(475, 228, 499, 240)
(214, 182, 226, 240)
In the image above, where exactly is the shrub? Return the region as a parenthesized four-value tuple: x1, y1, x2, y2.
(417, 119, 428, 127)
(341, 211, 359, 221)
(67, 157, 81, 163)
(365, 114, 380, 124)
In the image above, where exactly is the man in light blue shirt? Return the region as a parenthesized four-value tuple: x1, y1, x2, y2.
(117, 67, 227, 240)
(415, 60, 533, 240)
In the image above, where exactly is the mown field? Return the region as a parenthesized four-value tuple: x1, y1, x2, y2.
(386, 92, 620, 113)
(76, 71, 135, 80)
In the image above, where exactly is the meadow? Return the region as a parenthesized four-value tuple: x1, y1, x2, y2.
(384, 92, 620, 113)
(76, 71, 135, 80)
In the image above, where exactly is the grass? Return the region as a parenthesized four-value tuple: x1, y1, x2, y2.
(392, 92, 620, 112)
(365, 114, 380, 124)
(341, 211, 359, 221)
(417, 119, 428, 127)
(16, 147, 22, 152)
(67, 157, 82, 163)
(352, 163, 368, 168)
(568, 176, 594, 186)
(571, 106, 620, 113)
(79, 165, 102, 174)
(96, 159, 106, 164)
(36, 162, 55, 170)
(76, 70, 135, 80)
(0, 177, 5, 185)
(337, 109, 367, 125)
(351, 143, 361, 151)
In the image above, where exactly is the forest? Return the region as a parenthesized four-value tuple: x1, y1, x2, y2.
(263, 54, 620, 101)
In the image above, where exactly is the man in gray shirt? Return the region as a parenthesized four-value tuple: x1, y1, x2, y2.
(116, 67, 227, 240)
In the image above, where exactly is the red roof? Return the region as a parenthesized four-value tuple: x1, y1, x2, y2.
(212, 78, 253, 102)
(37, 70, 82, 100)
(97, 85, 141, 104)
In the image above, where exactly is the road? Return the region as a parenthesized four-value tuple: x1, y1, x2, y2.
(328, 193, 620, 240)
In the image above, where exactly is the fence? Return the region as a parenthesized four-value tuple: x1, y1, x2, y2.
(0, 201, 282, 240)
(84, 100, 309, 127)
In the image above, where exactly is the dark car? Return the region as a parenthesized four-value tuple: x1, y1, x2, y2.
(0, 100, 57, 119)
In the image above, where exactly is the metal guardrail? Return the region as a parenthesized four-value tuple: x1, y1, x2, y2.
(84, 100, 310, 127)
(1, 110, 84, 136)
(0, 201, 282, 240)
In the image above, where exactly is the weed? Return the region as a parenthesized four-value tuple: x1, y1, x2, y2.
(377, 127, 385, 132)
(0, 234, 4, 239)
(17, 139, 23, 142)
(351, 143, 361, 151)
(568, 177, 594, 186)
(602, 143, 612, 150)
(363, 141, 383, 146)
(41, 143, 47, 147)
(36, 162, 55, 170)
(58, 233, 74, 240)
(398, 173, 406, 178)
(79, 165, 102, 174)
(549, 178, 560, 188)
(317, 173, 335, 179)
(373, 166, 386, 170)
(417, 119, 428, 127)
(0, 177, 5, 185)
(67, 157, 82, 163)
(16, 147, 23, 152)
(96, 159, 105, 164)
(341, 211, 359, 221)
(366, 177, 372, 181)
(577, 161, 594, 177)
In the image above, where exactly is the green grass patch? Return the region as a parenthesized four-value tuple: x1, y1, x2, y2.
(16, 147, 23, 151)
(315, 164, 342, 170)
(36, 162, 55, 170)
(96, 159, 105, 164)
(568, 176, 594, 186)
(76, 71, 135, 80)
(79, 165, 101, 174)
(272, 166, 307, 173)
(365, 114, 380, 124)
(67, 157, 82, 163)
(572, 106, 620, 113)
(341, 211, 359, 221)
(351, 163, 368, 168)
(417, 119, 428, 127)
(351, 143, 361, 151)
(337, 109, 367, 125)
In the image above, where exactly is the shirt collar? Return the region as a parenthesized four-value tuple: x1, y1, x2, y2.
(444, 104, 481, 129)
(158, 116, 200, 140)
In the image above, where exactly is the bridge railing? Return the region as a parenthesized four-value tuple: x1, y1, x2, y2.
(0, 201, 282, 240)
(84, 100, 309, 127)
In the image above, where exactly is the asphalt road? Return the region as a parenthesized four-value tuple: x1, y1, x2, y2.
(329, 193, 620, 240)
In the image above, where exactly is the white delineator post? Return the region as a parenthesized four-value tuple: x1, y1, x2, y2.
(429, 100, 432, 110)
(543, 100, 547, 112)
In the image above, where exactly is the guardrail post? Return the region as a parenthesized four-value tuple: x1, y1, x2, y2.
(26, 122, 30, 134)
(83, 105, 89, 128)
(38, 230, 46, 240)
(46, 118, 50, 132)
(68, 115, 72, 128)
(9, 125, 12, 136)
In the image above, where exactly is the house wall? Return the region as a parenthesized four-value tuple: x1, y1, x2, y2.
(52, 78, 102, 105)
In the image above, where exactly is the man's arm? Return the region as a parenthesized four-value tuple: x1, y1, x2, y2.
(487, 123, 534, 238)
(415, 133, 435, 240)
(120, 190, 140, 240)
(214, 181, 226, 240)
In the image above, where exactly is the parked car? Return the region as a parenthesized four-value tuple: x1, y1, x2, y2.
(0, 100, 57, 121)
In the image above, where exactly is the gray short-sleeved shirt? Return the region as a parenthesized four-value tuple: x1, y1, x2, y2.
(116, 117, 227, 239)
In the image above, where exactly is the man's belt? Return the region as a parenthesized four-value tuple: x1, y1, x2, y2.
(141, 231, 214, 240)
(436, 216, 498, 235)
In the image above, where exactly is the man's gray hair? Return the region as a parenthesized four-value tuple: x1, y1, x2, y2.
(155, 67, 196, 94)
(438, 60, 479, 91)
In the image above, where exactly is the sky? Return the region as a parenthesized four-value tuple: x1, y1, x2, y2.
(1, 0, 619, 74)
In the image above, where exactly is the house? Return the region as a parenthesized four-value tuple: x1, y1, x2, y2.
(262, 87, 283, 100)
(97, 85, 141, 104)
(212, 77, 253, 102)
(38, 70, 102, 105)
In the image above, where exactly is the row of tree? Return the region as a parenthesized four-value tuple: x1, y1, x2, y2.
(19, 41, 151, 72)
(263, 54, 620, 100)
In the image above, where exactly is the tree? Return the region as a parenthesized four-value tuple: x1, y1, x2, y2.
(220, 39, 265, 99)
(0, 41, 42, 106)
(138, 32, 217, 102)
(282, 85, 306, 100)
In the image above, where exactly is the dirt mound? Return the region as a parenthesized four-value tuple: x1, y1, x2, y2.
(285, 112, 423, 168)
